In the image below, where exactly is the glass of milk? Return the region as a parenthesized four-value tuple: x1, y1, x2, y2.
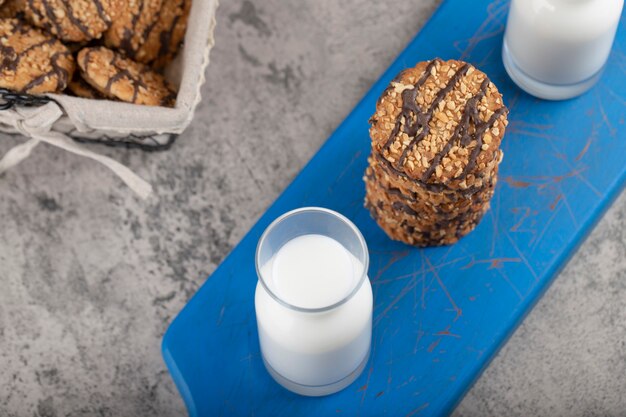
(502, 0, 623, 100)
(255, 207, 372, 396)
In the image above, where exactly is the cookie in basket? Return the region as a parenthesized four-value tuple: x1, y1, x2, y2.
(67, 74, 104, 99)
(23, 0, 123, 42)
(104, 0, 163, 58)
(0, 0, 25, 19)
(0, 18, 75, 93)
(77, 46, 176, 106)
(135, 0, 191, 68)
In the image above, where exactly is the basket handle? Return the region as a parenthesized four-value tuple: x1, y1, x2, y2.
(0, 91, 153, 199)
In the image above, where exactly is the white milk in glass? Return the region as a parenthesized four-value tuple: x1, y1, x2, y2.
(503, 0, 623, 99)
(255, 234, 372, 393)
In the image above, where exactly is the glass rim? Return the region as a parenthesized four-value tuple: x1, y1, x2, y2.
(255, 207, 369, 313)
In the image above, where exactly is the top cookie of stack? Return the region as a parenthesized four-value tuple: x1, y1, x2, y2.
(370, 59, 507, 194)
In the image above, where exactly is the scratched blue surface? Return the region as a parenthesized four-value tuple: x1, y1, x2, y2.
(162, 1, 626, 416)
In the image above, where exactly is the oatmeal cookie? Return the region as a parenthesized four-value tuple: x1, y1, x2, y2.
(134, 0, 190, 67)
(77, 46, 176, 106)
(23, 0, 123, 42)
(0, 18, 74, 93)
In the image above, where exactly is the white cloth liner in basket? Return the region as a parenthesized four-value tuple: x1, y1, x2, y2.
(0, 0, 219, 199)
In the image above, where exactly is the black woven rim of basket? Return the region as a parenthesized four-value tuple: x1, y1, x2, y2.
(0, 88, 55, 110)
(0, 88, 177, 151)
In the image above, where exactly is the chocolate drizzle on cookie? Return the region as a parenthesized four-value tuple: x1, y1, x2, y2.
(21, 50, 72, 92)
(374, 152, 486, 198)
(119, 0, 148, 57)
(106, 53, 146, 102)
(3, 37, 57, 75)
(39, 0, 64, 36)
(0, 42, 17, 72)
(24, 0, 114, 41)
(458, 107, 507, 180)
(26, 0, 51, 32)
(141, 4, 163, 47)
(422, 79, 507, 182)
(396, 62, 470, 168)
(391, 201, 418, 217)
(158, 13, 179, 59)
(92, 0, 110, 24)
(81, 46, 144, 101)
(61, 0, 92, 38)
(381, 59, 440, 154)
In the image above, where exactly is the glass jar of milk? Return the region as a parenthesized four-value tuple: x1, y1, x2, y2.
(255, 207, 372, 396)
(502, 0, 623, 100)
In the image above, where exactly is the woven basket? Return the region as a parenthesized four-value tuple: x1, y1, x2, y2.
(0, 0, 219, 198)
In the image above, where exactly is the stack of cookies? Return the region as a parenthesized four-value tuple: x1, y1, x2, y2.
(0, 0, 190, 106)
(364, 58, 509, 247)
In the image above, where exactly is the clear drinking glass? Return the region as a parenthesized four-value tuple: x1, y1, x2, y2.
(502, 0, 622, 100)
(254, 207, 372, 396)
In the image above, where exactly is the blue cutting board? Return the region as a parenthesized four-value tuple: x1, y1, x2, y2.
(162, 1, 626, 416)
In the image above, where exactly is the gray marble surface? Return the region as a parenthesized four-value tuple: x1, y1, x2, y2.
(0, 0, 624, 416)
